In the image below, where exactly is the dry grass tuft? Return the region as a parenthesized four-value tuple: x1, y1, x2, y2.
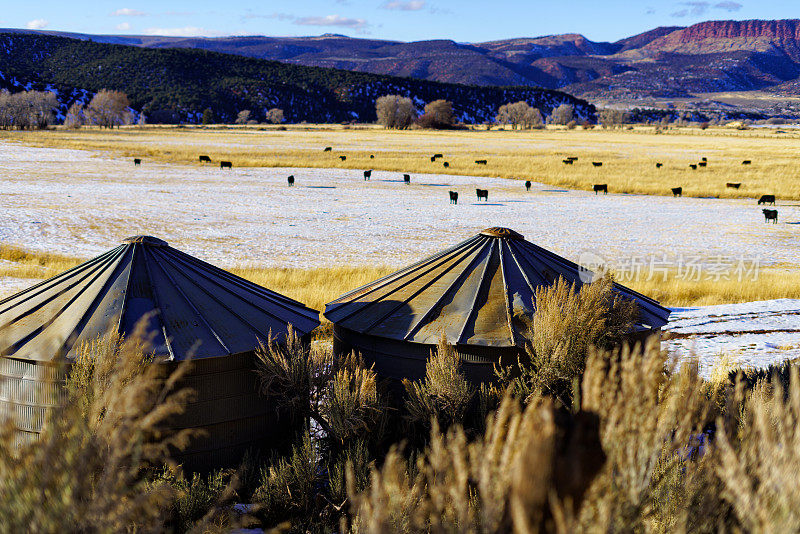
(0, 322, 196, 532)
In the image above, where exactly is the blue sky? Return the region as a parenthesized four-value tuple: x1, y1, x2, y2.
(2, 1, 798, 43)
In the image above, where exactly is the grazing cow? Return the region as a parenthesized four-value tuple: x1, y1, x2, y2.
(672, 187, 682, 197)
(742, 160, 752, 165)
(449, 191, 458, 204)
(593, 184, 608, 195)
(701, 157, 707, 162)
(656, 162, 663, 168)
(430, 156, 436, 162)
(592, 162, 602, 167)
(726, 182, 741, 189)
(525, 180, 532, 191)
(287, 175, 295, 186)
(698, 161, 707, 167)
(403, 174, 411, 184)
(134, 158, 141, 166)
(220, 161, 233, 169)
(443, 162, 450, 168)
(339, 155, 347, 161)
(364, 169, 372, 181)
(763, 209, 778, 224)
(323, 147, 332, 152)
(689, 164, 697, 170)
(433, 153, 443, 159)
(199, 155, 211, 163)
(476, 188, 489, 201)
(758, 194, 776, 205)
(370, 155, 375, 159)
(475, 159, 488, 165)
(563, 159, 573, 165)
(567, 156, 578, 161)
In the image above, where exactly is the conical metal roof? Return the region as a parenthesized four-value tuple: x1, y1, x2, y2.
(0, 236, 320, 362)
(324, 227, 670, 348)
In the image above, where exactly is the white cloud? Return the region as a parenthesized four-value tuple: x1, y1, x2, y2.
(26, 19, 48, 30)
(116, 22, 131, 31)
(381, 0, 426, 10)
(143, 26, 221, 37)
(294, 14, 367, 29)
(112, 8, 146, 16)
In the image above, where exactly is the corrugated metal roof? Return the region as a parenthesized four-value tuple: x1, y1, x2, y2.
(324, 227, 670, 348)
(0, 236, 320, 362)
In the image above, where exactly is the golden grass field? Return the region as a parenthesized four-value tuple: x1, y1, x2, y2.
(3, 124, 800, 200)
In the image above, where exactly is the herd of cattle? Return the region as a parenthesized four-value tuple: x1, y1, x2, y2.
(131, 151, 782, 223)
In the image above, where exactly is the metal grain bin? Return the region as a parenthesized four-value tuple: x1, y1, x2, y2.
(0, 235, 320, 471)
(324, 227, 670, 384)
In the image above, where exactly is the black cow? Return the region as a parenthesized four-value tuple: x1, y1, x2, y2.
(443, 162, 450, 168)
(370, 155, 375, 159)
(563, 159, 574, 165)
(476, 189, 489, 201)
(433, 153, 444, 159)
(430, 156, 437, 162)
(133, 158, 141, 166)
(449, 191, 458, 204)
(567, 156, 578, 161)
(364, 169, 372, 181)
(701, 157, 707, 162)
(323, 147, 332, 152)
(403, 174, 411, 184)
(592, 162, 603, 167)
(758, 194, 776, 205)
(199, 155, 211, 163)
(287, 175, 295, 186)
(672, 187, 682, 197)
(698, 161, 707, 167)
(726, 182, 741, 189)
(475, 159, 488, 165)
(525, 180, 532, 191)
(593, 184, 608, 195)
(220, 161, 233, 169)
(689, 164, 697, 170)
(742, 160, 752, 165)
(656, 162, 663, 168)
(763, 209, 778, 224)
(339, 155, 347, 161)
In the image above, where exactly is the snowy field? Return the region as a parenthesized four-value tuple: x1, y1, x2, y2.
(1, 141, 799, 376)
(665, 300, 800, 377)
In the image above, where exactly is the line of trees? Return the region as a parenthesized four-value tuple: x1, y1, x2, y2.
(375, 95, 457, 130)
(496, 101, 544, 129)
(0, 90, 60, 130)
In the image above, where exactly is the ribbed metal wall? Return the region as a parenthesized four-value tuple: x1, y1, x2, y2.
(0, 350, 296, 472)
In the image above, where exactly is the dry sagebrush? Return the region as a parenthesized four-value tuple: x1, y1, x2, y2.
(0, 326, 195, 532)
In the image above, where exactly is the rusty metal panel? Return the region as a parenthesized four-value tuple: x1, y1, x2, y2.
(324, 227, 671, 351)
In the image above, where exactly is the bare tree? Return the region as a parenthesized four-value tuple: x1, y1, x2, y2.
(418, 99, 454, 129)
(266, 108, 285, 124)
(597, 109, 630, 129)
(375, 95, 417, 130)
(86, 90, 132, 128)
(64, 101, 85, 129)
(549, 104, 574, 126)
(0, 90, 59, 130)
(235, 110, 251, 124)
(496, 101, 543, 130)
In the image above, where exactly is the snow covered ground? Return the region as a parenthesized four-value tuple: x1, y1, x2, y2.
(1, 142, 799, 270)
(665, 300, 800, 378)
(1, 141, 799, 375)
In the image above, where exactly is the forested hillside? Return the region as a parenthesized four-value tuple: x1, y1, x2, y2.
(0, 32, 594, 124)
